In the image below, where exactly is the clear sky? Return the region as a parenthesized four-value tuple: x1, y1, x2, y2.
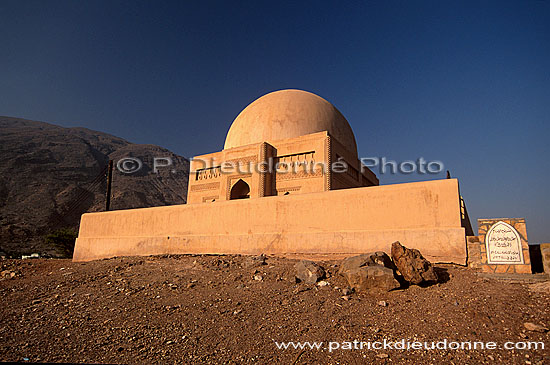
(1, 1, 549, 242)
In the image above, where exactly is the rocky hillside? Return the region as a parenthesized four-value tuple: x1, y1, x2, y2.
(0, 117, 189, 257)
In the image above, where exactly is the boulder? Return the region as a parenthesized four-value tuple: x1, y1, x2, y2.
(294, 260, 325, 284)
(390, 241, 437, 285)
(339, 251, 395, 274)
(341, 266, 401, 292)
(339, 252, 400, 292)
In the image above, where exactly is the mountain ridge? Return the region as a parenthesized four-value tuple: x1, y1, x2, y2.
(0, 116, 190, 257)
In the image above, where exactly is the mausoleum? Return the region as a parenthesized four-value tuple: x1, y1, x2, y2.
(73, 89, 471, 264)
(188, 90, 378, 204)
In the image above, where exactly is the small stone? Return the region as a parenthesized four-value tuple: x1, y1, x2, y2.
(488, 355, 495, 361)
(243, 254, 266, 268)
(186, 283, 195, 289)
(233, 309, 242, 315)
(293, 287, 311, 295)
(453, 300, 459, 306)
(524, 322, 549, 333)
(1, 270, 16, 279)
(294, 260, 325, 284)
(31, 299, 41, 305)
(376, 353, 389, 359)
(378, 300, 388, 307)
(341, 295, 351, 301)
(317, 280, 329, 287)
(253, 274, 263, 281)
(342, 288, 352, 296)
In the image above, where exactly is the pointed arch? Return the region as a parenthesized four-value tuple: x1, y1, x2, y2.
(229, 179, 250, 200)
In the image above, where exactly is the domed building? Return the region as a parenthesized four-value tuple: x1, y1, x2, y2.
(187, 89, 378, 204)
(74, 89, 470, 267)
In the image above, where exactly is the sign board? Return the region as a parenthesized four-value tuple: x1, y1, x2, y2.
(485, 221, 524, 264)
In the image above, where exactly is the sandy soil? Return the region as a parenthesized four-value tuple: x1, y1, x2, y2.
(0, 255, 549, 364)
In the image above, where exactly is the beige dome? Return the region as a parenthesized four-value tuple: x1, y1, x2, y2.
(224, 89, 357, 156)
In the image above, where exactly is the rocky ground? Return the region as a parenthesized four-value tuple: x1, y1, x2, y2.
(0, 255, 549, 364)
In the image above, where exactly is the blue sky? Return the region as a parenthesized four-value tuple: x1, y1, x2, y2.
(1, 1, 549, 242)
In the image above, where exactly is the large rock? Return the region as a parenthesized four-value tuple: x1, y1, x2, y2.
(341, 266, 401, 292)
(294, 260, 325, 284)
(391, 241, 437, 285)
(339, 252, 395, 274)
(339, 252, 400, 292)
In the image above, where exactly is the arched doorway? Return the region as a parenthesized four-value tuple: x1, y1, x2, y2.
(229, 179, 250, 200)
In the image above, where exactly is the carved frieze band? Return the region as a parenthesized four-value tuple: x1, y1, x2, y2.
(275, 169, 323, 181)
(228, 174, 253, 185)
(225, 155, 258, 166)
(276, 186, 301, 194)
(190, 182, 220, 192)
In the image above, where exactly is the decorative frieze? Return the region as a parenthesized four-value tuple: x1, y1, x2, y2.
(275, 169, 323, 181)
(276, 186, 301, 194)
(225, 155, 258, 166)
(190, 182, 220, 192)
